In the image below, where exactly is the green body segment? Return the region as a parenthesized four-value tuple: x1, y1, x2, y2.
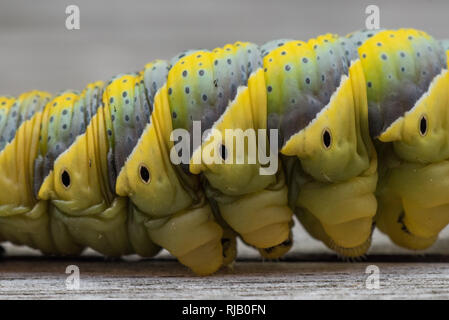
(262, 35, 350, 149)
(0, 91, 54, 252)
(111, 60, 230, 275)
(34, 85, 122, 255)
(355, 29, 447, 138)
(262, 34, 377, 257)
(102, 72, 151, 191)
(0, 93, 50, 151)
(168, 41, 262, 135)
(167, 41, 295, 260)
(355, 29, 449, 251)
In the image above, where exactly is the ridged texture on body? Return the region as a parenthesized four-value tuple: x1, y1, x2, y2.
(357, 29, 449, 250)
(0, 28, 449, 275)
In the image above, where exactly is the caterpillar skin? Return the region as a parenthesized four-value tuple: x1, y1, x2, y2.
(0, 46, 296, 275)
(166, 44, 294, 259)
(0, 29, 448, 275)
(0, 92, 53, 252)
(348, 29, 449, 250)
(262, 34, 378, 257)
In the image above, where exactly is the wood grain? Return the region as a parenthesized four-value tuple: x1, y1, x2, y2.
(2, 254, 449, 299)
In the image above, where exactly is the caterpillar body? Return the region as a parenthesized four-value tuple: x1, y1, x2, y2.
(0, 28, 448, 275)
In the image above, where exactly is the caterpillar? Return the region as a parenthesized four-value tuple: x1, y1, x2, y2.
(355, 30, 449, 250)
(0, 28, 448, 275)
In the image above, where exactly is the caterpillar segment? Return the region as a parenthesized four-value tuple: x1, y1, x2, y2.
(33, 82, 133, 257)
(114, 61, 227, 275)
(0, 92, 54, 252)
(263, 34, 378, 257)
(167, 42, 294, 260)
(355, 29, 449, 250)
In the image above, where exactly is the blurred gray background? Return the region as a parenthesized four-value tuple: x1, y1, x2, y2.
(1, 0, 449, 257)
(1, 0, 449, 96)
